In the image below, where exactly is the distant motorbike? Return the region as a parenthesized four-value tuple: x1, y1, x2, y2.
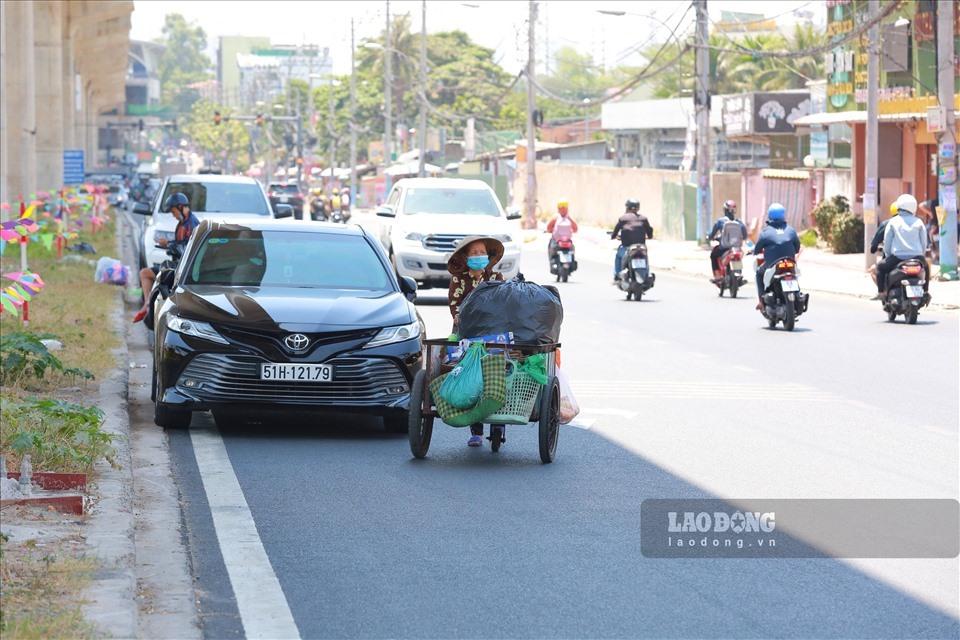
(713, 244, 747, 298)
(757, 254, 809, 331)
(882, 258, 931, 324)
(617, 243, 655, 301)
(549, 239, 577, 282)
(310, 198, 328, 222)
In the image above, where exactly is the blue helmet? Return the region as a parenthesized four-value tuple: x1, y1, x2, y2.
(164, 192, 189, 211)
(767, 202, 786, 222)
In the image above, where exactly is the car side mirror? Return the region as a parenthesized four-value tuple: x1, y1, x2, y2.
(133, 202, 151, 215)
(399, 276, 418, 301)
(376, 206, 396, 218)
(274, 203, 294, 219)
(506, 206, 522, 221)
(159, 269, 176, 288)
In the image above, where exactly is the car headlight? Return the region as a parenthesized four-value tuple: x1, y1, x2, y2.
(364, 321, 421, 348)
(493, 234, 513, 243)
(404, 232, 424, 242)
(154, 230, 175, 245)
(165, 315, 229, 344)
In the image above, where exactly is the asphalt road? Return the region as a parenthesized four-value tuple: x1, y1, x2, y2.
(150, 227, 959, 639)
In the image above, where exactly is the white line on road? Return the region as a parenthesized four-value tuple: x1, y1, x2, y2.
(190, 427, 301, 640)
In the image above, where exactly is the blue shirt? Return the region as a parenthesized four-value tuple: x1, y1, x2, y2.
(754, 221, 800, 266)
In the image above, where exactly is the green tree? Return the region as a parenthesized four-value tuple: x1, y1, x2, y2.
(155, 13, 212, 112)
(183, 100, 250, 170)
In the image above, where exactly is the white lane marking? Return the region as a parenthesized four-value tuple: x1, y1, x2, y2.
(566, 419, 595, 430)
(190, 427, 301, 640)
(578, 407, 638, 419)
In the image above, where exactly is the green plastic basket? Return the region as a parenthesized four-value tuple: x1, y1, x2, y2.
(486, 363, 543, 425)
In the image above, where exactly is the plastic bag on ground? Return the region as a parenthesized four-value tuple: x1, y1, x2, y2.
(458, 278, 563, 345)
(556, 368, 580, 424)
(438, 342, 485, 409)
(94, 257, 130, 286)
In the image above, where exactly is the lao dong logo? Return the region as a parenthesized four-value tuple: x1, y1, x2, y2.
(667, 510, 776, 534)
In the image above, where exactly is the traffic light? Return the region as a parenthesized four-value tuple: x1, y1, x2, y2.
(214, 110, 222, 126)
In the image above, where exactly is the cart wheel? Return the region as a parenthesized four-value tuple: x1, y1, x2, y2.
(490, 424, 504, 453)
(408, 370, 433, 459)
(538, 377, 560, 464)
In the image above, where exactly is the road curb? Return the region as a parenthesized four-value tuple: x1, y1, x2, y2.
(81, 292, 138, 639)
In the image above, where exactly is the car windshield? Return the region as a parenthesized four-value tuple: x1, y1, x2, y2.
(161, 181, 269, 215)
(401, 187, 501, 216)
(187, 229, 392, 291)
(271, 184, 300, 195)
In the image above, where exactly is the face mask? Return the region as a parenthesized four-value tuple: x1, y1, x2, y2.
(466, 255, 490, 271)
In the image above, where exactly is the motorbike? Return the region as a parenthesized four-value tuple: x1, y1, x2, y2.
(882, 258, 931, 324)
(549, 238, 577, 282)
(143, 243, 183, 333)
(714, 245, 747, 298)
(617, 243, 656, 301)
(757, 254, 809, 331)
(310, 198, 328, 222)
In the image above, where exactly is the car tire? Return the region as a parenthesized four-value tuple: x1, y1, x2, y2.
(383, 412, 409, 434)
(154, 400, 192, 429)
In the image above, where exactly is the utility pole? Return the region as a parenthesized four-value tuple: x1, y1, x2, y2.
(524, 0, 538, 230)
(863, 0, 879, 269)
(384, 0, 393, 195)
(296, 100, 304, 187)
(350, 17, 358, 206)
(937, 0, 958, 279)
(328, 73, 336, 193)
(695, 0, 711, 244)
(418, 0, 428, 177)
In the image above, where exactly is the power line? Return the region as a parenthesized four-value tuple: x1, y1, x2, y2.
(612, 2, 695, 66)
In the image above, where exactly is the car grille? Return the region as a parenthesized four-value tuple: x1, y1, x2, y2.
(423, 234, 468, 252)
(176, 353, 409, 405)
(215, 325, 378, 357)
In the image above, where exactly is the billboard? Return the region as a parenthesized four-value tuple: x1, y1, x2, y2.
(722, 92, 811, 136)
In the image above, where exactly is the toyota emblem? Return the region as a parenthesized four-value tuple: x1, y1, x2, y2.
(284, 333, 310, 352)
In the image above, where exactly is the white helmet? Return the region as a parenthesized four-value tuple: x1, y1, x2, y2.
(894, 193, 918, 215)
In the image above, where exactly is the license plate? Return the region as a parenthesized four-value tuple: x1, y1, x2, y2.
(730, 261, 743, 270)
(780, 279, 800, 292)
(559, 253, 572, 263)
(280, 196, 289, 203)
(631, 258, 647, 269)
(905, 284, 924, 298)
(260, 363, 333, 382)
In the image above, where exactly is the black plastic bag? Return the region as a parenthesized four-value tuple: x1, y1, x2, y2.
(459, 277, 563, 345)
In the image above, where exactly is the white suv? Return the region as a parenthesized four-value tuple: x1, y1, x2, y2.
(376, 178, 522, 289)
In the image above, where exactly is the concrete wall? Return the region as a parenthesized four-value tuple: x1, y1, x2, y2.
(511, 163, 741, 240)
(0, 1, 132, 209)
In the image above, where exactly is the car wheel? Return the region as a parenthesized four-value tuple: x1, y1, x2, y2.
(383, 412, 409, 434)
(154, 400, 192, 429)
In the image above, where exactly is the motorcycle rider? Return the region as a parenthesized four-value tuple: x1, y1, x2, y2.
(707, 199, 747, 282)
(877, 193, 929, 298)
(611, 199, 653, 281)
(132, 192, 199, 323)
(752, 203, 800, 310)
(546, 199, 578, 261)
(867, 202, 898, 295)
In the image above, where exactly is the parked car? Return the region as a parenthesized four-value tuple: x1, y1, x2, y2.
(151, 217, 423, 431)
(376, 178, 522, 290)
(267, 182, 305, 219)
(132, 174, 292, 270)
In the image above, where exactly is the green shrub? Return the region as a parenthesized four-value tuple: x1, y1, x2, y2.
(799, 228, 819, 248)
(0, 331, 93, 384)
(830, 212, 865, 253)
(1, 397, 114, 473)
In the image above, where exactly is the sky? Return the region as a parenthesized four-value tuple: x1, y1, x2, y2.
(131, 0, 824, 76)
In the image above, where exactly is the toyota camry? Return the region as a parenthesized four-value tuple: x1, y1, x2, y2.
(151, 218, 423, 431)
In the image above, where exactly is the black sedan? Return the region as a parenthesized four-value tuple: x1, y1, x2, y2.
(151, 218, 423, 431)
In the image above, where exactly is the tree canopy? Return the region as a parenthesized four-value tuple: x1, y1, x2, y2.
(155, 13, 213, 112)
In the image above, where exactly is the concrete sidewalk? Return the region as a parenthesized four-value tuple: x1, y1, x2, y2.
(526, 223, 960, 310)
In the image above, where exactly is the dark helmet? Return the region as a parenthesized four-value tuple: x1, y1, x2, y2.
(164, 192, 189, 211)
(723, 199, 737, 219)
(625, 199, 639, 212)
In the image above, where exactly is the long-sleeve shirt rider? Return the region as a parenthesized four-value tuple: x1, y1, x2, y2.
(869, 219, 889, 254)
(611, 212, 653, 246)
(753, 220, 800, 265)
(883, 212, 927, 259)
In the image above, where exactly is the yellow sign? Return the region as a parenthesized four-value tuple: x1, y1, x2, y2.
(878, 94, 960, 115)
